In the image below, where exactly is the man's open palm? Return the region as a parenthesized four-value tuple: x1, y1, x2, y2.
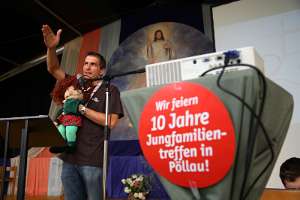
(42, 24, 62, 49)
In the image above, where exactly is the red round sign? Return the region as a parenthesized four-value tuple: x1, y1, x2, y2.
(139, 82, 235, 188)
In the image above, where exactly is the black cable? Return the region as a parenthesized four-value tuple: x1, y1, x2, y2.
(200, 63, 274, 200)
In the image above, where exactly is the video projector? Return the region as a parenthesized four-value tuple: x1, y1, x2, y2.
(145, 46, 264, 87)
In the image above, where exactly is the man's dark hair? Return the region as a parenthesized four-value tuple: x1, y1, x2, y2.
(280, 157, 300, 186)
(86, 51, 106, 69)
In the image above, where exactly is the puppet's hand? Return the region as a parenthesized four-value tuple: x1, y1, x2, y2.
(63, 99, 81, 114)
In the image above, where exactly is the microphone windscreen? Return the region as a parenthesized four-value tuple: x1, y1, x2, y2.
(76, 74, 85, 88)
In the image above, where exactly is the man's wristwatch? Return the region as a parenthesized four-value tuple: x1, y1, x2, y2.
(79, 104, 86, 115)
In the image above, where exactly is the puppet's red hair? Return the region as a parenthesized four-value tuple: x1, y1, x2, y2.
(51, 75, 79, 105)
(51, 75, 95, 105)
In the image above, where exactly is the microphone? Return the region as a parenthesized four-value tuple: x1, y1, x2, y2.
(77, 74, 104, 87)
(76, 74, 86, 88)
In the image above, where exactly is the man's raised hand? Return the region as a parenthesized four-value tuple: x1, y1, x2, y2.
(41, 24, 62, 49)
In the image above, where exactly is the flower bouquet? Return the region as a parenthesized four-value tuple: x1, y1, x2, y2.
(121, 174, 151, 200)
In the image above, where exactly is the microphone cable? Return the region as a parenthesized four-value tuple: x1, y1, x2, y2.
(200, 62, 274, 200)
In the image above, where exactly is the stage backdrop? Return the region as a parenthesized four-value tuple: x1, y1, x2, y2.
(108, 22, 214, 140)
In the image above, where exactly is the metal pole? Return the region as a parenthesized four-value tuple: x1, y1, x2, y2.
(102, 80, 110, 200)
(0, 47, 64, 82)
(34, 0, 82, 37)
(16, 120, 29, 200)
(0, 121, 10, 200)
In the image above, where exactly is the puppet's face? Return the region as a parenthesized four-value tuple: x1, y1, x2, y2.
(64, 86, 83, 100)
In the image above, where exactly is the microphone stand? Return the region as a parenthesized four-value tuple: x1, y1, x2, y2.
(102, 68, 145, 200)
